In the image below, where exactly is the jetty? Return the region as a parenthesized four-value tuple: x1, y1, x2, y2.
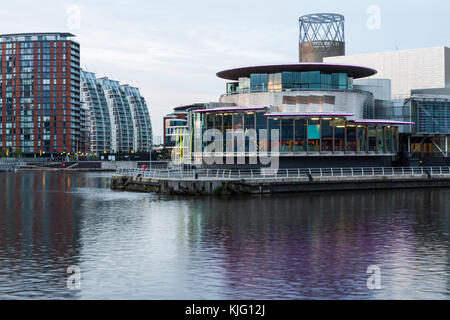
(110, 167, 450, 195)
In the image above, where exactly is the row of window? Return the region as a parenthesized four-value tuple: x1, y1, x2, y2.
(227, 71, 354, 94)
(196, 112, 399, 154)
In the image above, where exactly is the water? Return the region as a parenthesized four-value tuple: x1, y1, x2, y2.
(0, 171, 448, 300)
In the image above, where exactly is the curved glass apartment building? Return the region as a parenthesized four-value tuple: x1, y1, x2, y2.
(81, 71, 112, 153)
(122, 85, 153, 152)
(188, 63, 413, 168)
(80, 71, 153, 154)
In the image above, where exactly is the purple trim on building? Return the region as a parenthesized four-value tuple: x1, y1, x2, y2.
(193, 107, 267, 113)
(264, 112, 354, 117)
(355, 120, 415, 125)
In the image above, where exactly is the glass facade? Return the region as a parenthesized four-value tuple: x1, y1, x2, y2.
(92, 77, 153, 153)
(227, 71, 353, 94)
(412, 99, 450, 134)
(81, 71, 111, 153)
(196, 111, 399, 155)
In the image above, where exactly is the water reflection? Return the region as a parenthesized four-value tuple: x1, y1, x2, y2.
(0, 172, 448, 299)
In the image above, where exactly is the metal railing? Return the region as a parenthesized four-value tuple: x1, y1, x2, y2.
(0, 158, 27, 170)
(115, 166, 450, 180)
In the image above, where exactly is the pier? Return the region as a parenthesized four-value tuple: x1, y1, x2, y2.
(110, 167, 450, 195)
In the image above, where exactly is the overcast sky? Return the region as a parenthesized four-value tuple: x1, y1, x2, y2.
(1, 0, 449, 140)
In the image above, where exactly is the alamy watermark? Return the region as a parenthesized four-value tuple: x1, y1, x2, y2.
(367, 265, 382, 290)
(67, 265, 81, 290)
(367, 5, 381, 30)
(66, 5, 81, 31)
(173, 128, 280, 169)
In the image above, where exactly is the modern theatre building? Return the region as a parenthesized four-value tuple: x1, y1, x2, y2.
(187, 63, 413, 168)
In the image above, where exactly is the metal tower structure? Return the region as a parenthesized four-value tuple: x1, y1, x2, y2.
(299, 13, 345, 63)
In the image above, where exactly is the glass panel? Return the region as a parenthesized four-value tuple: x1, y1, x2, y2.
(244, 112, 255, 129)
(377, 126, 385, 153)
(393, 127, 398, 152)
(301, 72, 310, 88)
(308, 119, 320, 152)
(310, 71, 321, 89)
(334, 119, 345, 152)
(357, 126, 366, 152)
(250, 74, 267, 92)
(321, 73, 332, 89)
(338, 73, 347, 90)
(331, 73, 339, 89)
(227, 82, 238, 94)
(261, 74, 268, 92)
(281, 119, 294, 152)
(268, 74, 274, 92)
(223, 114, 232, 132)
(346, 126, 357, 152)
(268, 118, 280, 152)
(232, 113, 243, 130)
(348, 77, 354, 90)
(214, 114, 223, 133)
(250, 74, 260, 92)
(294, 118, 307, 152)
(256, 112, 267, 152)
(282, 72, 293, 90)
(273, 73, 282, 92)
(223, 114, 232, 151)
(244, 113, 256, 153)
(321, 119, 333, 152)
(206, 114, 214, 130)
(293, 72, 302, 89)
(386, 127, 392, 153)
(238, 77, 250, 93)
(368, 125, 377, 152)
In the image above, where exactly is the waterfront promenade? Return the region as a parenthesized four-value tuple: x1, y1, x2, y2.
(111, 167, 450, 195)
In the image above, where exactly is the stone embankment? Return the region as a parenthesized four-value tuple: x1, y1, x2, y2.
(110, 173, 450, 195)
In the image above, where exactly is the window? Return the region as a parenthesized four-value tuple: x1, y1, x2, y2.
(281, 119, 294, 152)
(256, 112, 267, 152)
(385, 126, 392, 153)
(308, 119, 320, 152)
(334, 119, 345, 152)
(346, 125, 357, 152)
(268, 118, 280, 152)
(321, 119, 333, 152)
(294, 119, 307, 152)
(377, 126, 385, 153)
(368, 126, 377, 152)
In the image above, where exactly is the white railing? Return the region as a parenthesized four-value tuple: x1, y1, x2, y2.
(115, 167, 450, 180)
(0, 158, 27, 170)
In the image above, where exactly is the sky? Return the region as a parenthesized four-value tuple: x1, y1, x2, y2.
(0, 0, 449, 141)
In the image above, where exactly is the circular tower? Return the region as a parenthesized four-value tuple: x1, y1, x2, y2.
(299, 13, 345, 63)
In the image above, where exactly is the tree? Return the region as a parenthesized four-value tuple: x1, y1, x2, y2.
(157, 148, 170, 160)
(13, 149, 24, 158)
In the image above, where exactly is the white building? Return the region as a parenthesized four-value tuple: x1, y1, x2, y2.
(324, 47, 450, 99)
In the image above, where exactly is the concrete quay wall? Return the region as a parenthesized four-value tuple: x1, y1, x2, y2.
(110, 174, 450, 195)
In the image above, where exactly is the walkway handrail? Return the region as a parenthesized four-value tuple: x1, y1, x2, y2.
(115, 166, 450, 180)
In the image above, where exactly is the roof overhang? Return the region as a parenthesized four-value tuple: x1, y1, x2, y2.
(217, 63, 377, 81)
(355, 120, 415, 125)
(264, 112, 354, 118)
(193, 107, 267, 113)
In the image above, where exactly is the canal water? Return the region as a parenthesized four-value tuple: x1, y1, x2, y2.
(0, 171, 448, 299)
